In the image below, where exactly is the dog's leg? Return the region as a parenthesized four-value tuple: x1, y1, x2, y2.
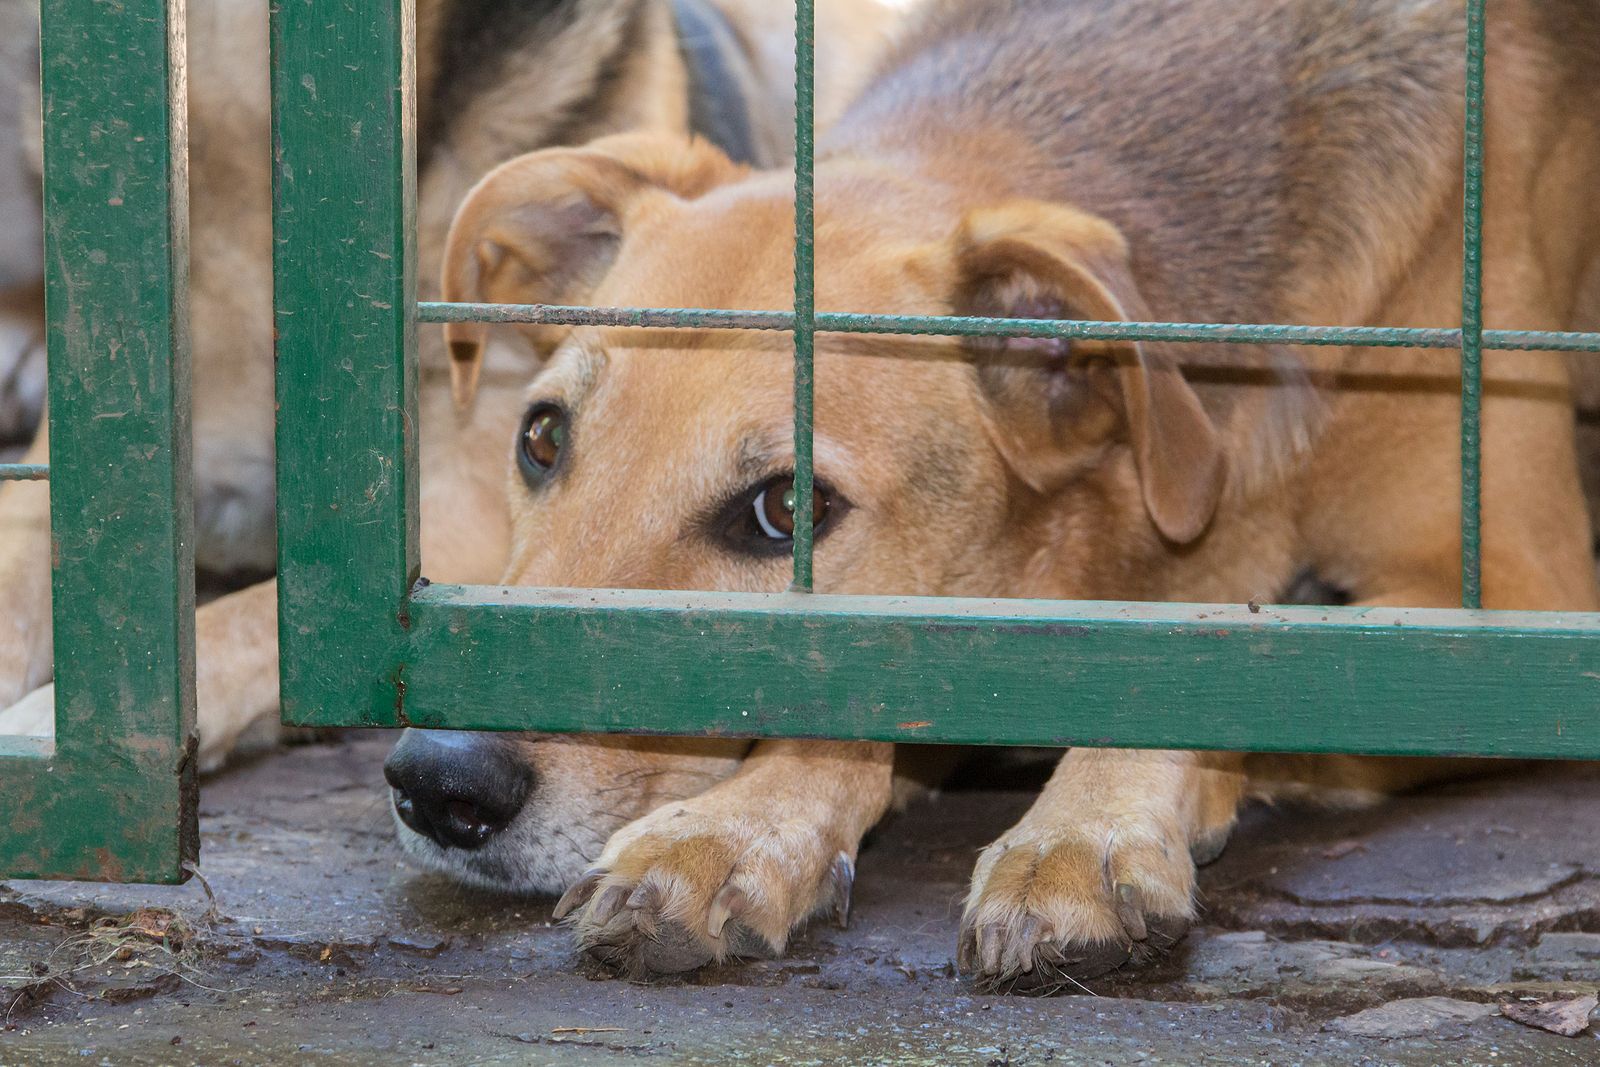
(0, 417, 53, 710)
(956, 550, 1593, 993)
(190, 579, 281, 772)
(958, 746, 1245, 991)
(1, 578, 282, 771)
(557, 738, 894, 976)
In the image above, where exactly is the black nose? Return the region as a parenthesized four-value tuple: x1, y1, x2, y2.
(383, 730, 535, 851)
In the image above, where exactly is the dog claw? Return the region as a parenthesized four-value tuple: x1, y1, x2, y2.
(590, 883, 633, 928)
(956, 923, 977, 972)
(826, 851, 855, 929)
(1189, 825, 1233, 867)
(978, 923, 1003, 975)
(552, 867, 607, 920)
(624, 883, 663, 937)
(1007, 916, 1048, 975)
(707, 884, 747, 939)
(1115, 882, 1148, 942)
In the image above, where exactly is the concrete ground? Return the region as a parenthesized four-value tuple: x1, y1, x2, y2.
(2, 737, 1599, 1066)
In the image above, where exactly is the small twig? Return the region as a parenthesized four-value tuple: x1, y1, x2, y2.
(551, 1027, 627, 1035)
(182, 861, 224, 925)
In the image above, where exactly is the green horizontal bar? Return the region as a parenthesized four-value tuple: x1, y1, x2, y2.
(0, 463, 49, 481)
(0, 736, 54, 761)
(1483, 330, 1600, 354)
(420, 302, 792, 330)
(286, 585, 1600, 760)
(417, 303, 1600, 353)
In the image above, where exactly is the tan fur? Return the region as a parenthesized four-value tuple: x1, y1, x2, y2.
(428, 0, 1600, 984)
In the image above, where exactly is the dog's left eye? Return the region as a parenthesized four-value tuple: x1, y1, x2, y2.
(516, 402, 567, 483)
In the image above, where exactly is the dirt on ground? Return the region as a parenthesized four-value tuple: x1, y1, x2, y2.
(2, 736, 1598, 1065)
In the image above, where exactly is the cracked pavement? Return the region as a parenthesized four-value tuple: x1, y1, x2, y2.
(2, 737, 1598, 1064)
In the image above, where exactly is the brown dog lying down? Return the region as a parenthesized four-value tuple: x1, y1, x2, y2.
(385, 0, 1600, 989)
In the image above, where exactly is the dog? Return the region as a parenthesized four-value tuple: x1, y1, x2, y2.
(382, 0, 1600, 989)
(0, 0, 900, 765)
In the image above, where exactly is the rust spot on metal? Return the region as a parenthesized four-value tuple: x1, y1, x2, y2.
(92, 848, 127, 883)
(898, 721, 933, 730)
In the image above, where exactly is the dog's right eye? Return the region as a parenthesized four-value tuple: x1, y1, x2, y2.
(517, 403, 567, 483)
(718, 474, 834, 553)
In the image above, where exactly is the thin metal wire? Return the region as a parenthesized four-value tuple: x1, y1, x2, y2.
(0, 464, 49, 481)
(418, 302, 1600, 354)
(790, 0, 816, 593)
(1459, 0, 1485, 609)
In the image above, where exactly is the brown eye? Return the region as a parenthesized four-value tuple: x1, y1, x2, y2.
(751, 476, 829, 541)
(517, 403, 566, 479)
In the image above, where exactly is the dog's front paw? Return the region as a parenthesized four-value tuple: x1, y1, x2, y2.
(552, 804, 854, 978)
(958, 820, 1194, 993)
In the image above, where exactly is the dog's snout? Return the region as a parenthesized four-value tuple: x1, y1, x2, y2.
(383, 730, 534, 851)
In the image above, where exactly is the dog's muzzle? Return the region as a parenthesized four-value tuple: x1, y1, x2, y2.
(383, 730, 534, 851)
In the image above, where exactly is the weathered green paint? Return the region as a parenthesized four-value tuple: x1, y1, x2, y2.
(0, 464, 49, 481)
(1459, 0, 1485, 609)
(310, 586, 1598, 760)
(270, 0, 419, 726)
(0, 0, 196, 883)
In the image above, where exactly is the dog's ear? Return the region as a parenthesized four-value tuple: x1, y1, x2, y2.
(955, 201, 1225, 544)
(441, 133, 746, 407)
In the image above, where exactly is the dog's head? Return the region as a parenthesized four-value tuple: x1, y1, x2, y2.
(386, 133, 1230, 892)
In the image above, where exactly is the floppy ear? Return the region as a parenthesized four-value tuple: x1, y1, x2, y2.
(440, 133, 746, 407)
(955, 201, 1225, 544)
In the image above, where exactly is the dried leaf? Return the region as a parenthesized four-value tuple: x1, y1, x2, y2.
(124, 909, 176, 941)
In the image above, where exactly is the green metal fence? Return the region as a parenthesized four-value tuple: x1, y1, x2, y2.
(5, 0, 1600, 883)
(270, 0, 1600, 758)
(0, 0, 196, 882)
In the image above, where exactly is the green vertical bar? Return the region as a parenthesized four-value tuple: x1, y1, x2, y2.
(1459, 0, 1485, 609)
(790, 0, 816, 592)
(271, 0, 419, 724)
(0, 0, 197, 882)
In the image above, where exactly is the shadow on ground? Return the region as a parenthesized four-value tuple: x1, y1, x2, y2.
(3, 737, 1598, 1064)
